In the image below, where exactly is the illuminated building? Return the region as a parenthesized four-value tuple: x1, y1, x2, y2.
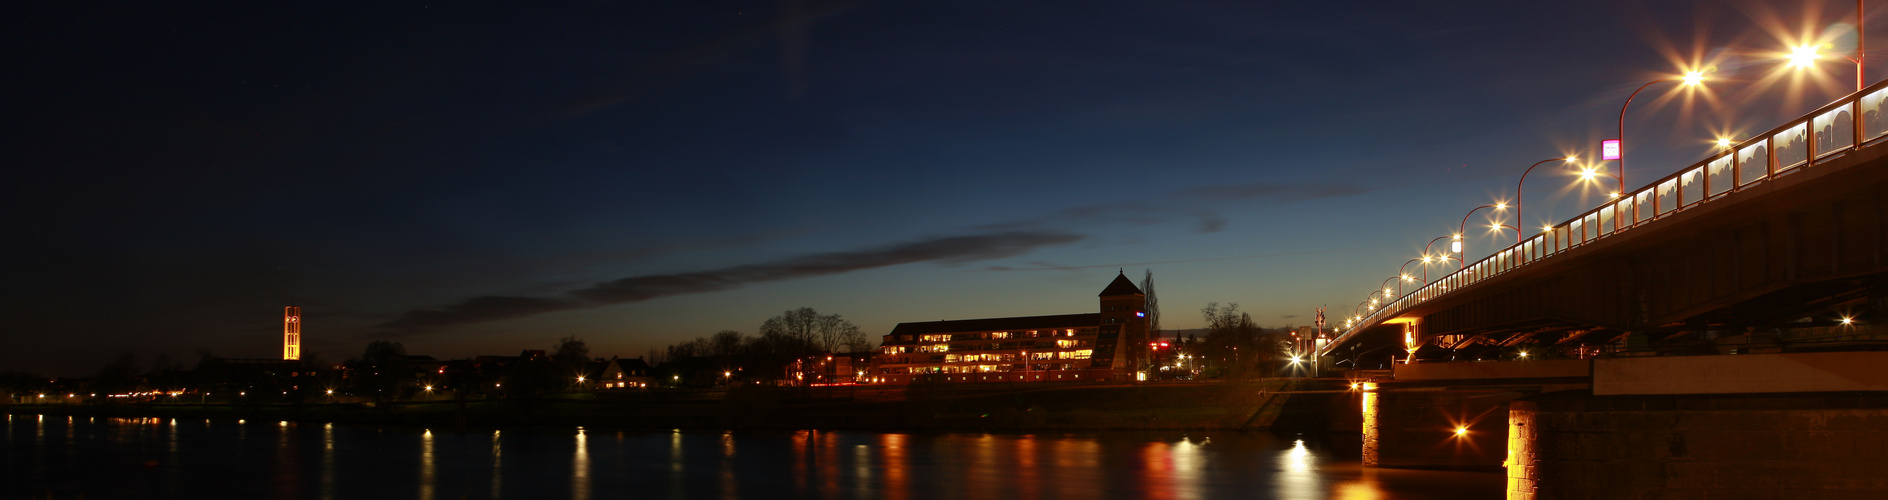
(283, 305, 301, 361)
(870, 272, 1146, 383)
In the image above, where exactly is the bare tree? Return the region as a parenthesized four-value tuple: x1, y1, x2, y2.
(709, 330, 746, 357)
(1141, 269, 1161, 336)
(761, 307, 868, 353)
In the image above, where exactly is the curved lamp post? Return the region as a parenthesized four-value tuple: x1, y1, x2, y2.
(1398, 258, 1423, 288)
(1457, 204, 1509, 263)
(1615, 71, 1705, 194)
(1423, 236, 1458, 282)
(1516, 156, 1578, 243)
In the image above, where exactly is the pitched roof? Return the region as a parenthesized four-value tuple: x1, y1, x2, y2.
(1098, 272, 1144, 296)
(888, 313, 1099, 336)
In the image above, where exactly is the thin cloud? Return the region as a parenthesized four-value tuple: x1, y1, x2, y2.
(986, 182, 1367, 234)
(381, 231, 1083, 332)
(982, 249, 1360, 272)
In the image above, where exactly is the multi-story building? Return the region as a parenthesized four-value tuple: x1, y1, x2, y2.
(869, 272, 1147, 384)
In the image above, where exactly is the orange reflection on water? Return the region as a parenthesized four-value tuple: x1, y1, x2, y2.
(419, 429, 434, 500)
(572, 427, 590, 500)
(1330, 467, 1384, 500)
(791, 430, 809, 495)
(966, 434, 1006, 499)
(491, 430, 503, 499)
(719, 431, 739, 500)
(878, 434, 908, 500)
(1015, 435, 1040, 500)
(1275, 439, 1318, 500)
(816, 430, 840, 500)
(1051, 436, 1101, 499)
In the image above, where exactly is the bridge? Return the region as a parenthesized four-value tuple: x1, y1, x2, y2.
(1323, 80, 1888, 367)
(1309, 80, 1888, 498)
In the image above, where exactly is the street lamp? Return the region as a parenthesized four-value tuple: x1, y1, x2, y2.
(1615, 71, 1707, 194)
(1457, 204, 1509, 262)
(1515, 156, 1578, 243)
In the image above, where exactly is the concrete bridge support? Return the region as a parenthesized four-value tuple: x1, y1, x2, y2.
(1505, 391, 1888, 499)
(1359, 352, 1888, 498)
(1360, 387, 1521, 469)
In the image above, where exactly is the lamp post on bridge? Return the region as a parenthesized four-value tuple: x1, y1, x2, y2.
(1515, 156, 1579, 244)
(1399, 258, 1423, 289)
(1613, 71, 1707, 196)
(1423, 236, 1458, 283)
(1457, 204, 1509, 264)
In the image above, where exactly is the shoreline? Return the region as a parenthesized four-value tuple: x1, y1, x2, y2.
(6, 379, 1351, 432)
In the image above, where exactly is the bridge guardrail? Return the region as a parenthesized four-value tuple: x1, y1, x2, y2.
(1328, 78, 1888, 352)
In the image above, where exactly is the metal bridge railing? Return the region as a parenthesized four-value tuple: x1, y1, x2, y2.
(1329, 78, 1888, 350)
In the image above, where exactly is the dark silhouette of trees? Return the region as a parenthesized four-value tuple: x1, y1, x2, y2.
(352, 340, 412, 405)
(760, 307, 868, 353)
(1196, 302, 1290, 378)
(653, 307, 875, 386)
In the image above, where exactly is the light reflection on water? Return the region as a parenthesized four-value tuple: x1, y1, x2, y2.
(5, 414, 1503, 499)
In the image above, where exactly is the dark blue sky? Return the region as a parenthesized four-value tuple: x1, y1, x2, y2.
(3, 0, 1870, 375)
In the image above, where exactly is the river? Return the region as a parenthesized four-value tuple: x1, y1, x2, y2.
(6, 413, 1503, 499)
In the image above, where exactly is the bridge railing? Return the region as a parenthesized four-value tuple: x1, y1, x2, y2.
(1331, 78, 1888, 350)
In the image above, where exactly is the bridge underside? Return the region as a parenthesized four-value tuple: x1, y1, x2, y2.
(1330, 137, 1888, 369)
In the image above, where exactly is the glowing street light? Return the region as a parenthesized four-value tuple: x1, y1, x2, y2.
(1458, 204, 1508, 261)
(1455, 427, 1469, 437)
(1788, 44, 1824, 68)
(1514, 156, 1579, 243)
(1681, 70, 1706, 86)
(1614, 70, 1709, 193)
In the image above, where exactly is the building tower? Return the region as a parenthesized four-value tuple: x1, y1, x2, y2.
(283, 305, 301, 361)
(1096, 271, 1148, 376)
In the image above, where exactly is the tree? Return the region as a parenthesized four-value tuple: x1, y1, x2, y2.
(760, 307, 868, 353)
(354, 340, 412, 405)
(709, 330, 746, 357)
(1199, 302, 1262, 377)
(552, 336, 589, 366)
(1141, 269, 1161, 337)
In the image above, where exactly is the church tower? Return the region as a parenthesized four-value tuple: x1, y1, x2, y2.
(1094, 271, 1147, 375)
(283, 305, 301, 361)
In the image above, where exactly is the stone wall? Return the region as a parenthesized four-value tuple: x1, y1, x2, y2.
(1509, 391, 1888, 499)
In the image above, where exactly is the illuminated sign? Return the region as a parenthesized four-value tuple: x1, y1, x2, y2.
(1602, 139, 1621, 160)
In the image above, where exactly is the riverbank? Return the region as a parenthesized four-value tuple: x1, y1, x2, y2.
(7, 379, 1350, 432)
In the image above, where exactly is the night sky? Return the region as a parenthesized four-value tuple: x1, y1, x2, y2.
(4, 1, 1869, 375)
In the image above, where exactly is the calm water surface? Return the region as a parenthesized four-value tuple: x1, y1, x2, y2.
(5, 413, 1501, 499)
